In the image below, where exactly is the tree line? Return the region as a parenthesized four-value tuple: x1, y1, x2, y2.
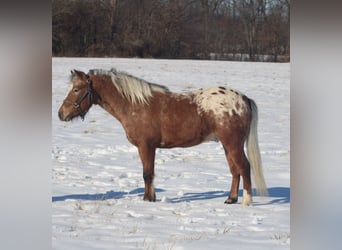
(52, 0, 289, 62)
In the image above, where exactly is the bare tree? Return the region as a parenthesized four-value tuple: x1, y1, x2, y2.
(237, 0, 262, 60)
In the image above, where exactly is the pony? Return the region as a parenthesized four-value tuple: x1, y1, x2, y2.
(58, 68, 268, 205)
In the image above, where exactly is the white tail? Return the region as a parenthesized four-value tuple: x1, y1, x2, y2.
(246, 99, 269, 196)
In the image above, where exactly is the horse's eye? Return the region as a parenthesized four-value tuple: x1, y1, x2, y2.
(73, 88, 79, 93)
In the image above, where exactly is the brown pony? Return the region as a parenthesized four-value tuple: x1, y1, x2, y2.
(58, 68, 268, 205)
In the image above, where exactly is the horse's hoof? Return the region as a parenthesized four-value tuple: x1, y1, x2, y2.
(143, 194, 156, 202)
(224, 197, 238, 204)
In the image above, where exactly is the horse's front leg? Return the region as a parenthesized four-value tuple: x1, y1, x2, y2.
(138, 145, 156, 202)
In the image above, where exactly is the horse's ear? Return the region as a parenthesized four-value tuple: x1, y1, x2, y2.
(73, 69, 86, 79)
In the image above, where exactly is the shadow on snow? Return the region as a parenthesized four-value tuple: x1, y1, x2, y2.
(52, 188, 165, 202)
(168, 187, 289, 205)
(52, 187, 289, 205)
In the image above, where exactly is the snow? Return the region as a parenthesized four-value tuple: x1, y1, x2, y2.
(52, 58, 290, 249)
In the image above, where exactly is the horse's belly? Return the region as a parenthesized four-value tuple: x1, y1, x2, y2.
(158, 138, 203, 148)
(159, 126, 216, 148)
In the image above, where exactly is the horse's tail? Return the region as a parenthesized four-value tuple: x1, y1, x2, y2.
(246, 98, 269, 196)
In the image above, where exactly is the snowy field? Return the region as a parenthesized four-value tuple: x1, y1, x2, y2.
(52, 58, 290, 249)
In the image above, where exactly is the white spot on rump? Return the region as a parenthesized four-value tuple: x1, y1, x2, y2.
(194, 86, 246, 117)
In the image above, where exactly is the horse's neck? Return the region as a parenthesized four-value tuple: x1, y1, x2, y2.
(95, 81, 129, 122)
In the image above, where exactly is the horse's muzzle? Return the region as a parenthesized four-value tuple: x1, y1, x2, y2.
(58, 109, 69, 121)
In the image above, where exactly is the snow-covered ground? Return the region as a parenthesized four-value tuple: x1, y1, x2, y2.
(52, 58, 290, 249)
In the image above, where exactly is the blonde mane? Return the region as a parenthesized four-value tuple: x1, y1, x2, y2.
(89, 68, 170, 104)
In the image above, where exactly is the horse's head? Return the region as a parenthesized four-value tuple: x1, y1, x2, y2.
(58, 70, 94, 121)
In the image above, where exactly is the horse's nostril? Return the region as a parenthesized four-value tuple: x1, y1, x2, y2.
(58, 110, 64, 121)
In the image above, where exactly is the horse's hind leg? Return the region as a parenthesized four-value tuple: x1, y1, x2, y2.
(223, 146, 240, 204)
(223, 144, 252, 206)
(138, 145, 156, 202)
(233, 148, 252, 205)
